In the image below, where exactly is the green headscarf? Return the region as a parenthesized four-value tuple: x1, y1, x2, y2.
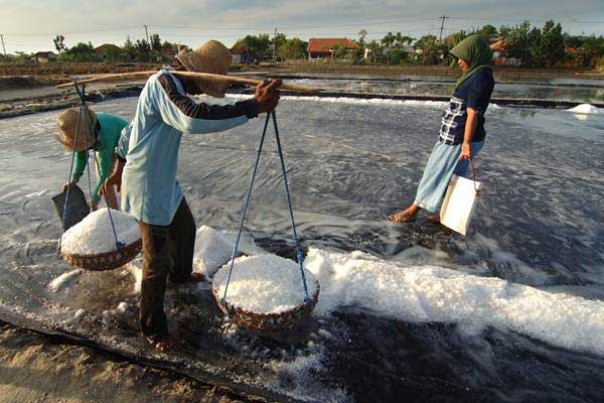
(450, 34, 493, 89)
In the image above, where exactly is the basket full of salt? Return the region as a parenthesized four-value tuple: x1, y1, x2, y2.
(212, 255, 319, 331)
(60, 209, 141, 271)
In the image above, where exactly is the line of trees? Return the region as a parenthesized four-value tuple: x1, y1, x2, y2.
(232, 20, 604, 68)
(0, 20, 602, 68)
(0, 33, 188, 63)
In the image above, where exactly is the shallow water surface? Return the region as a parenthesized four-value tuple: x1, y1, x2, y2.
(287, 76, 604, 103)
(0, 96, 603, 402)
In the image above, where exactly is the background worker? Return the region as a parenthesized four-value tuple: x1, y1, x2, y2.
(56, 107, 127, 210)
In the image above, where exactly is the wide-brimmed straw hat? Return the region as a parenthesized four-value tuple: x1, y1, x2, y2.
(175, 40, 232, 98)
(56, 108, 97, 152)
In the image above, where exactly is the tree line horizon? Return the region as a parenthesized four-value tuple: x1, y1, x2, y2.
(2, 20, 603, 69)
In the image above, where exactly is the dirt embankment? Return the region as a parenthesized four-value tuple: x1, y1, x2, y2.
(259, 62, 604, 80)
(1, 61, 602, 84)
(0, 61, 601, 120)
(0, 322, 265, 402)
(0, 62, 162, 86)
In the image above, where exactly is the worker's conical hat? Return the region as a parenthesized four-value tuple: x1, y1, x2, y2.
(175, 40, 232, 98)
(55, 108, 97, 152)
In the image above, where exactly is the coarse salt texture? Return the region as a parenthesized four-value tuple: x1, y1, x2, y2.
(61, 209, 140, 255)
(213, 255, 319, 315)
(193, 226, 268, 278)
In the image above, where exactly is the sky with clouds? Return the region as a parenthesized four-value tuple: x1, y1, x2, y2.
(0, 0, 602, 53)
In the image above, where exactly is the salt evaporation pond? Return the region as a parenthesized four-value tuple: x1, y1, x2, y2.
(284, 76, 604, 104)
(0, 94, 603, 402)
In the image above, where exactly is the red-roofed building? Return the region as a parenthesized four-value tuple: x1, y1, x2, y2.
(307, 38, 359, 60)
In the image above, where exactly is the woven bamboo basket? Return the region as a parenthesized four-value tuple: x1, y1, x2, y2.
(61, 239, 142, 271)
(213, 280, 320, 331)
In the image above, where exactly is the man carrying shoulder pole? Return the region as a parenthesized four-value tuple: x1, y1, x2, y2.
(102, 40, 281, 351)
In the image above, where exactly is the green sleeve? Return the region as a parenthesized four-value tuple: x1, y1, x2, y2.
(92, 148, 114, 203)
(91, 114, 127, 202)
(72, 150, 87, 182)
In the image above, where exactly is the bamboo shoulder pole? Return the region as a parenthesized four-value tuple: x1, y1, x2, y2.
(56, 70, 319, 92)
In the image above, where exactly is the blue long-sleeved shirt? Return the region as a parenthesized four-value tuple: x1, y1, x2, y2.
(119, 67, 258, 225)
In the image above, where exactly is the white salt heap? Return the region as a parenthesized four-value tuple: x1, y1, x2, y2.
(61, 209, 140, 255)
(304, 247, 604, 356)
(194, 225, 266, 278)
(566, 103, 601, 114)
(213, 255, 319, 314)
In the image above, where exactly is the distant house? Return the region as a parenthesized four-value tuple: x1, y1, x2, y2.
(34, 51, 56, 63)
(307, 38, 359, 60)
(230, 46, 249, 64)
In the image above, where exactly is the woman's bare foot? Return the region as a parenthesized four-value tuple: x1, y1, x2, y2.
(388, 204, 420, 223)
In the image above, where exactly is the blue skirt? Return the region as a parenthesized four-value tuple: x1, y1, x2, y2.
(414, 141, 484, 212)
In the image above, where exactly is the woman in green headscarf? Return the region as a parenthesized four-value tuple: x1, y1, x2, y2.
(389, 35, 497, 223)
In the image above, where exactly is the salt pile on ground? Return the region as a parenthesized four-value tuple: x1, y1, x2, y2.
(304, 247, 604, 355)
(213, 255, 318, 314)
(227, 93, 448, 109)
(61, 209, 140, 255)
(567, 103, 601, 114)
(194, 226, 266, 278)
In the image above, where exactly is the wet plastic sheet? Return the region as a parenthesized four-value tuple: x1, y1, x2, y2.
(2, 97, 604, 402)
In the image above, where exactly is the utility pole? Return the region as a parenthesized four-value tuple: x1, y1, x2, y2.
(143, 25, 150, 44)
(143, 25, 151, 62)
(273, 28, 277, 61)
(0, 34, 6, 56)
(438, 15, 449, 44)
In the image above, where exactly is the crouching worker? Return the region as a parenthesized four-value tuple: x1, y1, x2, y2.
(56, 108, 128, 210)
(102, 40, 282, 351)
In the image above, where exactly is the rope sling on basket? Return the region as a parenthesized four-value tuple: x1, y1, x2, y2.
(212, 111, 320, 331)
(57, 82, 141, 271)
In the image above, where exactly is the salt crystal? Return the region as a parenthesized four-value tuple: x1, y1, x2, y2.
(213, 255, 319, 314)
(61, 209, 140, 255)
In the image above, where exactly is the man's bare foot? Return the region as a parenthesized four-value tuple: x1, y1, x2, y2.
(145, 334, 184, 352)
(388, 205, 420, 223)
(168, 272, 206, 287)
